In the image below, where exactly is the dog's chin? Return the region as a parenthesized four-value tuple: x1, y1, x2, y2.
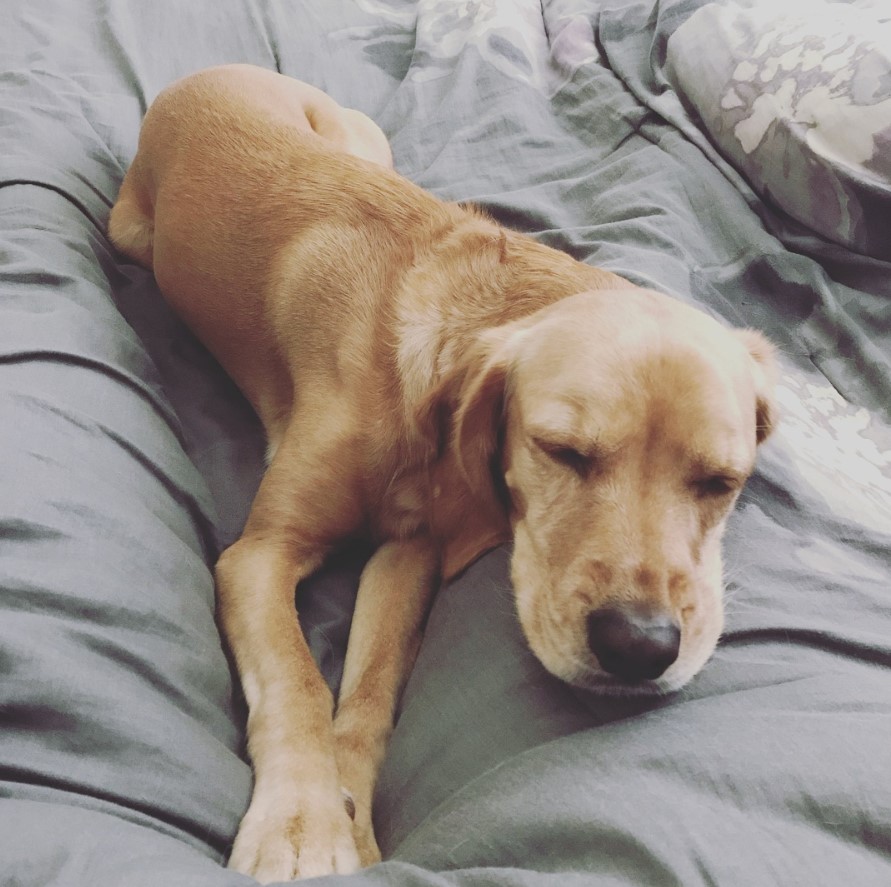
(569, 671, 675, 698)
(556, 659, 699, 698)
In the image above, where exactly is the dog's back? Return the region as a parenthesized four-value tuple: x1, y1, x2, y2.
(109, 65, 402, 429)
(108, 65, 606, 444)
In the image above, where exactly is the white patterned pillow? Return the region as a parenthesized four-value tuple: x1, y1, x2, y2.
(665, 0, 891, 258)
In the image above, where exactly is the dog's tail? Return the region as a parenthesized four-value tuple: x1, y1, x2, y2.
(108, 162, 155, 269)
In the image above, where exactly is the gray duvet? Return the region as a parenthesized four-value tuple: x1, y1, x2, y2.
(1, 1, 890, 885)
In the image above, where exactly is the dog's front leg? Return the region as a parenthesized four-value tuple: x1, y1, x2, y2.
(216, 431, 364, 882)
(217, 535, 359, 882)
(333, 536, 440, 865)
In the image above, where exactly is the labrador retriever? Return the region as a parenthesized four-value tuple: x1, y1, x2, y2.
(109, 64, 776, 883)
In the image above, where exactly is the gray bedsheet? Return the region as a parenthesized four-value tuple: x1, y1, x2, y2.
(1, 1, 890, 885)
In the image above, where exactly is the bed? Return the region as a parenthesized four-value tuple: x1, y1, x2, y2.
(2, 1, 890, 885)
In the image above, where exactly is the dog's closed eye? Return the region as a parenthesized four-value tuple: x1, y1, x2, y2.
(534, 438, 597, 477)
(692, 474, 740, 498)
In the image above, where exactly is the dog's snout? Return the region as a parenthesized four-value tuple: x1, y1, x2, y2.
(586, 607, 681, 682)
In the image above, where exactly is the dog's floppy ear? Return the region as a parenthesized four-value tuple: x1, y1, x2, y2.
(451, 324, 526, 493)
(415, 323, 523, 495)
(736, 328, 778, 444)
(412, 324, 524, 578)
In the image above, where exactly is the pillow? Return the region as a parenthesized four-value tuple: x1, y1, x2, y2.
(665, 0, 891, 259)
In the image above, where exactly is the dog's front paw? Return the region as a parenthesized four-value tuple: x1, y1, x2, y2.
(228, 788, 360, 883)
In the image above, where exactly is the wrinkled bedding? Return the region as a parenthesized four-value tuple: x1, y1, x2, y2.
(1, 1, 890, 885)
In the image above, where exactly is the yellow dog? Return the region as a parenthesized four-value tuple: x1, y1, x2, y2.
(110, 64, 776, 882)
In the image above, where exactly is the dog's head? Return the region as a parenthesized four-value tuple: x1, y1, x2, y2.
(444, 288, 776, 694)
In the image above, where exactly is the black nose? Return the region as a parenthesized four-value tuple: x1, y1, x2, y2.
(586, 607, 681, 682)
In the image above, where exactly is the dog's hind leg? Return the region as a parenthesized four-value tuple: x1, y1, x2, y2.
(333, 536, 440, 865)
(108, 162, 155, 269)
